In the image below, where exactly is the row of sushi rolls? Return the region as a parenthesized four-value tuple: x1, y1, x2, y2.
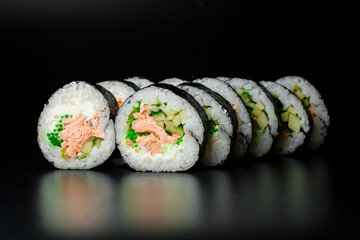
(37, 76, 330, 172)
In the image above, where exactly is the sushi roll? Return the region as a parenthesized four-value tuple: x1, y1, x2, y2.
(227, 78, 279, 158)
(115, 83, 209, 172)
(37, 81, 118, 169)
(125, 77, 154, 89)
(260, 81, 312, 154)
(159, 78, 187, 86)
(97, 80, 140, 108)
(179, 82, 238, 166)
(194, 78, 252, 159)
(276, 76, 330, 150)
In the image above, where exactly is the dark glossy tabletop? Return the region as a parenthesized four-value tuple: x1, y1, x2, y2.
(1, 147, 357, 240)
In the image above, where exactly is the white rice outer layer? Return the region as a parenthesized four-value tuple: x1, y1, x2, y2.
(159, 78, 187, 86)
(179, 84, 233, 166)
(227, 78, 278, 158)
(125, 77, 154, 88)
(97, 80, 136, 103)
(276, 76, 330, 150)
(194, 78, 252, 159)
(115, 86, 205, 172)
(37, 81, 115, 169)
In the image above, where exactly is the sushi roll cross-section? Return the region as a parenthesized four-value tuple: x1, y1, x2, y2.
(115, 83, 209, 172)
(179, 82, 238, 166)
(37, 81, 118, 169)
(260, 81, 312, 154)
(194, 78, 252, 159)
(227, 78, 279, 158)
(276, 76, 330, 150)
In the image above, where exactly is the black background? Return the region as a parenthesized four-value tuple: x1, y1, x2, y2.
(1, 1, 357, 239)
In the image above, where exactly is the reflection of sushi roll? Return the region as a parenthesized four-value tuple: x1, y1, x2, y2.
(159, 78, 187, 86)
(125, 77, 154, 89)
(37, 81, 118, 169)
(260, 81, 312, 154)
(97, 80, 140, 108)
(227, 78, 279, 158)
(179, 82, 238, 166)
(194, 78, 252, 159)
(115, 83, 209, 172)
(276, 76, 330, 150)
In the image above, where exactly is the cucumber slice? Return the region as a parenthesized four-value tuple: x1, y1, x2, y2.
(255, 101, 265, 111)
(246, 102, 255, 108)
(152, 111, 166, 121)
(203, 107, 212, 120)
(150, 105, 160, 112)
(172, 113, 182, 128)
(166, 112, 177, 120)
(156, 120, 165, 128)
(159, 105, 177, 119)
(61, 148, 67, 159)
(281, 112, 289, 122)
(257, 111, 269, 132)
(148, 97, 160, 105)
(288, 113, 301, 132)
(173, 126, 184, 137)
(179, 110, 187, 125)
(81, 140, 93, 154)
(78, 153, 88, 160)
(286, 106, 298, 115)
(165, 120, 175, 134)
(146, 106, 152, 115)
(303, 98, 310, 107)
(236, 89, 243, 95)
(294, 88, 305, 100)
(252, 106, 262, 118)
(93, 138, 101, 148)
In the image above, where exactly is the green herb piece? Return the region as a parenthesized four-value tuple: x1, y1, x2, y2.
(176, 135, 184, 145)
(209, 119, 219, 134)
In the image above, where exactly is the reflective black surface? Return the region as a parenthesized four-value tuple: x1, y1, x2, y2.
(1, 149, 358, 239)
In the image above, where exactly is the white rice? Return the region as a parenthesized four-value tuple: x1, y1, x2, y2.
(194, 78, 252, 159)
(227, 78, 278, 157)
(276, 76, 330, 150)
(115, 85, 206, 172)
(159, 78, 187, 86)
(37, 81, 115, 169)
(260, 81, 311, 154)
(97, 80, 137, 105)
(217, 76, 230, 81)
(179, 84, 234, 166)
(125, 77, 154, 88)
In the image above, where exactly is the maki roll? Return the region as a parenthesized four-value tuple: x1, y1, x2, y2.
(37, 81, 118, 169)
(227, 78, 279, 158)
(179, 82, 238, 166)
(194, 78, 252, 159)
(115, 83, 209, 172)
(159, 78, 187, 86)
(97, 80, 140, 108)
(125, 77, 154, 89)
(276, 76, 330, 150)
(260, 81, 312, 154)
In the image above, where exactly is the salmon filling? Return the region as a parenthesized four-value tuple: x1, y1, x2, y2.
(125, 100, 187, 156)
(47, 114, 103, 159)
(117, 97, 123, 108)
